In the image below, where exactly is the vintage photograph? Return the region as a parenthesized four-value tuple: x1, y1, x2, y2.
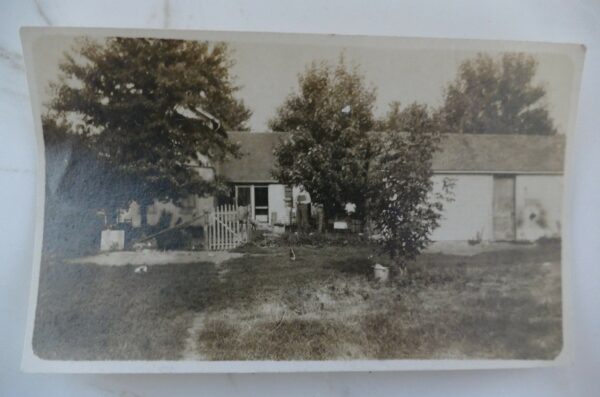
(22, 29, 583, 366)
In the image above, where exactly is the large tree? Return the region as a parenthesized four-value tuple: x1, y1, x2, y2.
(436, 53, 556, 135)
(270, 59, 376, 223)
(48, 37, 251, 225)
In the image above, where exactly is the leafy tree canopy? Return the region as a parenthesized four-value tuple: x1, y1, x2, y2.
(48, 37, 252, 218)
(375, 101, 436, 135)
(435, 53, 556, 135)
(270, 58, 376, 220)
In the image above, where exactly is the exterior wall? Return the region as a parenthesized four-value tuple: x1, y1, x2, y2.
(119, 195, 214, 228)
(197, 167, 215, 181)
(118, 201, 141, 227)
(268, 184, 290, 225)
(146, 200, 184, 226)
(117, 165, 562, 242)
(430, 174, 495, 241)
(117, 166, 215, 228)
(430, 173, 562, 242)
(515, 175, 562, 241)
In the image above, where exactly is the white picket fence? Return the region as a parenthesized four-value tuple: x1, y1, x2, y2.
(205, 204, 250, 251)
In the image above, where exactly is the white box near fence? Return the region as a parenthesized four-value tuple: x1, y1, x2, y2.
(100, 230, 125, 251)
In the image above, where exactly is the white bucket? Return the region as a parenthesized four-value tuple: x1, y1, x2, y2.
(373, 264, 389, 282)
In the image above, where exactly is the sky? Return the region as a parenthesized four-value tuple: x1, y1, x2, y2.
(30, 32, 576, 134)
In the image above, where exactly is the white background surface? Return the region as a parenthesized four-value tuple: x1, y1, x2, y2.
(1, 0, 599, 396)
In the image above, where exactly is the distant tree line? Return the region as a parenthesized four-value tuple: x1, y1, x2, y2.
(376, 53, 556, 136)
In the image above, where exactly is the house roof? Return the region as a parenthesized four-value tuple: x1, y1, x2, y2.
(218, 132, 287, 183)
(430, 133, 565, 174)
(219, 131, 565, 183)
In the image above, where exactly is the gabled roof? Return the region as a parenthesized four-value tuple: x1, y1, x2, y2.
(431, 133, 565, 174)
(219, 131, 565, 183)
(218, 132, 287, 183)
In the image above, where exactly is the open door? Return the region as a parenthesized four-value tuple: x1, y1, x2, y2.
(493, 175, 516, 241)
(234, 185, 269, 223)
(253, 186, 269, 223)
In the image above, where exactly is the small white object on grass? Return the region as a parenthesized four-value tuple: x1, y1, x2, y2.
(344, 202, 356, 215)
(333, 221, 348, 230)
(134, 265, 148, 273)
(373, 263, 389, 282)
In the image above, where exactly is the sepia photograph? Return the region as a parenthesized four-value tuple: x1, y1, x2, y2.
(20, 28, 584, 369)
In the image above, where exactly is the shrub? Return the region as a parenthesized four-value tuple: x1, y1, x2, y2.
(156, 229, 193, 250)
(141, 211, 194, 250)
(367, 130, 453, 269)
(43, 196, 104, 258)
(278, 231, 370, 247)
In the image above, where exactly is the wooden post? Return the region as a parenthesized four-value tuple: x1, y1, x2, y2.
(208, 210, 212, 251)
(204, 210, 208, 250)
(216, 207, 223, 251)
(227, 204, 231, 249)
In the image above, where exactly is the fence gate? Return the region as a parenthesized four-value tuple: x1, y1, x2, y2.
(205, 204, 250, 251)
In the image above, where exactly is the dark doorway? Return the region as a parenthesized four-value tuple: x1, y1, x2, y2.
(254, 186, 269, 223)
(493, 175, 516, 241)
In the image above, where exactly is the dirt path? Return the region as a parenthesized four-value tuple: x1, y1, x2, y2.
(180, 255, 239, 359)
(181, 313, 206, 361)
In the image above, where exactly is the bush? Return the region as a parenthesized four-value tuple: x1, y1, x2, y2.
(368, 130, 453, 268)
(141, 211, 194, 250)
(155, 229, 193, 250)
(43, 196, 104, 258)
(277, 231, 371, 247)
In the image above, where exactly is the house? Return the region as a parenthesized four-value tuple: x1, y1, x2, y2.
(427, 133, 564, 242)
(121, 131, 565, 242)
(216, 132, 300, 226)
(219, 132, 565, 242)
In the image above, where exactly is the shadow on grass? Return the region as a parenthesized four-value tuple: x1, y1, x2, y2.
(33, 260, 219, 360)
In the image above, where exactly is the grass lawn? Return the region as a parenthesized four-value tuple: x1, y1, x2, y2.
(32, 241, 562, 360)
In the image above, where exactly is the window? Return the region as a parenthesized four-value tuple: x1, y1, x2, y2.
(236, 186, 251, 207)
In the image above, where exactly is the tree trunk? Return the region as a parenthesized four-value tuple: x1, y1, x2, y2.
(140, 203, 148, 228)
(316, 206, 325, 233)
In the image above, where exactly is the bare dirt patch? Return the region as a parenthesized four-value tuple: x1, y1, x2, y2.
(181, 313, 207, 360)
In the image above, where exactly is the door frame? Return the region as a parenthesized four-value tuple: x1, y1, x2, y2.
(234, 184, 270, 223)
(492, 174, 516, 241)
